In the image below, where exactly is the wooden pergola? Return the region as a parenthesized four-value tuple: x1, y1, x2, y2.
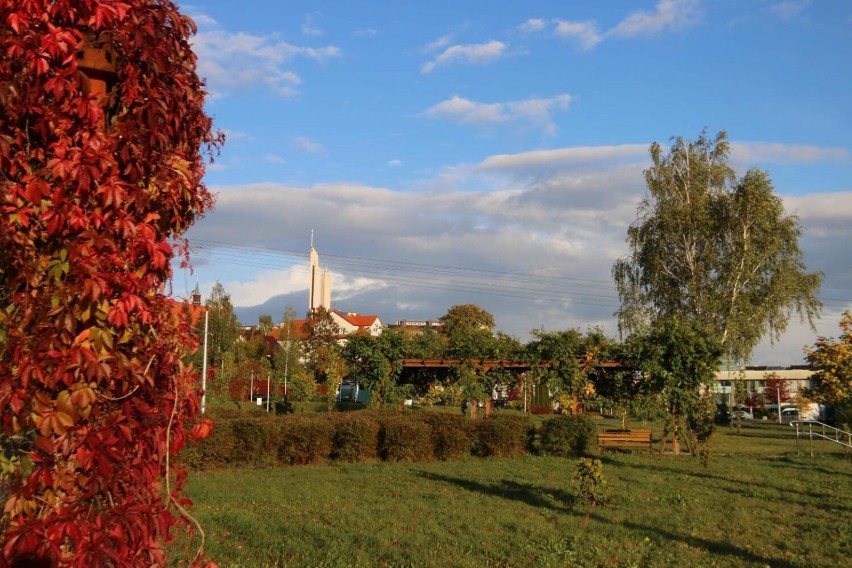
(401, 358, 627, 371)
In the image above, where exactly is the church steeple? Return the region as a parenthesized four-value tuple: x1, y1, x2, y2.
(191, 281, 202, 306)
(308, 232, 331, 312)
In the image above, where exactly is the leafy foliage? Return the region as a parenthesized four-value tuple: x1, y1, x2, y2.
(763, 372, 792, 404)
(625, 318, 723, 454)
(438, 304, 497, 359)
(300, 306, 342, 383)
(613, 130, 821, 363)
(0, 1, 219, 564)
(805, 311, 852, 407)
(526, 327, 610, 414)
(574, 458, 611, 506)
(539, 414, 596, 457)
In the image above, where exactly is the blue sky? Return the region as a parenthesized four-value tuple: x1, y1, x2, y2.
(175, 0, 852, 365)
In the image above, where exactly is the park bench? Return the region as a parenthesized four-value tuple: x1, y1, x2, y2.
(597, 429, 652, 451)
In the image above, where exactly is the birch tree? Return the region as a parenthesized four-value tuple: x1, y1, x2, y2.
(613, 130, 822, 363)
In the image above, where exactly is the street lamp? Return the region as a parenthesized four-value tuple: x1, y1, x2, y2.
(266, 354, 272, 413)
(777, 386, 781, 424)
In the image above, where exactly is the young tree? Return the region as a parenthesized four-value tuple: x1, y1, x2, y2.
(205, 282, 241, 371)
(301, 306, 342, 383)
(257, 314, 274, 336)
(763, 372, 792, 404)
(0, 1, 220, 565)
(626, 318, 723, 455)
(613, 130, 822, 363)
(805, 311, 852, 411)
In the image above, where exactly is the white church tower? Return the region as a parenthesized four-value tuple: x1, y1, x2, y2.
(308, 231, 331, 312)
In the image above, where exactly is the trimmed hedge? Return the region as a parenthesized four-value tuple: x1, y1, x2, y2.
(181, 409, 541, 469)
(330, 414, 381, 463)
(420, 413, 474, 461)
(474, 415, 532, 458)
(379, 417, 434, 462)
(538, 414, 596, 457)
(277, 417, 334, 465)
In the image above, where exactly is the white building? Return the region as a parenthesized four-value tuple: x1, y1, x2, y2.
(308, 237, 331, 312)
(712, 367, 814, 404)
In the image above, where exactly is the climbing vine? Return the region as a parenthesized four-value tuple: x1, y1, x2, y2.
(1, 1, 220, 565)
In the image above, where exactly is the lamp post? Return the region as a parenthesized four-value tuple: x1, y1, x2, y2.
(201, 309, 209, 414)
(250, 371, 254, 404)
(777, 386, 782, 424)
(266, 354, 272, 412)
(283, 323, 291, 400)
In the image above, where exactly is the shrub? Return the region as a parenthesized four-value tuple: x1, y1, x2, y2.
(574, 457, 610, 506)
(420, 413, 474, 460)
(474, 415, 531, 458)
(277, 417, 334, 465)
(379, 417, 434, 462)
(539, 414, 596, 457)
(230, 418, 281, 468)
(179, 417, 239, 470)
(330, 414, 381, 463)
(530, 406, 553, 415)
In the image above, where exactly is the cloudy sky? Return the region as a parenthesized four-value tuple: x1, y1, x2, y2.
(175, 0, 852, 366)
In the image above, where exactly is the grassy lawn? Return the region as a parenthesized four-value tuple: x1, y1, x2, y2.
(170, 418, 851, 567)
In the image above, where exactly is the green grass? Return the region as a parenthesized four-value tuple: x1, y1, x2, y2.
(169, 419, 851, 567)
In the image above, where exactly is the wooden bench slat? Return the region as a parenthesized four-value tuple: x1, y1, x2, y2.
(597, 430, 652, 450)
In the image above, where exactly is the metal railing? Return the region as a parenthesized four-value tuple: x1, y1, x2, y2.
(789, 420, 852, 456)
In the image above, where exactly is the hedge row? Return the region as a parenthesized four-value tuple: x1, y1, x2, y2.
(179, 411, 548, 470)
(181, 411, 598, 470)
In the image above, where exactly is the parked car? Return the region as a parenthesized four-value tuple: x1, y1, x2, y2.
(729, 409, 754, 421)
(780, 408, 800, 422)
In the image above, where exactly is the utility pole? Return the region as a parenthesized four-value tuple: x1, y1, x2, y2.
(201, 309, 209, 414)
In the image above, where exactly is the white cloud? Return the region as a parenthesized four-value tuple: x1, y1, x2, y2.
(190, 15, 341, 97)
(421, 40, 506, 74)
(478, 144, 648, 171)
(518, 18, 547, 33)
(425, 34, 454, 52)
(209, 266, 306, 307)
(263, 154, 286, 164)
(302, 14, 323, 36)
(352, 28, 378, 38)
(291, 137, 325, 154)
(770, 0, 812, 21)
(608, 0, 701, 39)
(422, 94, 572, 135)
(554, 20, 602, 50)
(387, 159, 402, 167)
(731, 142, 849, 164)
(543, 0, 701, 51)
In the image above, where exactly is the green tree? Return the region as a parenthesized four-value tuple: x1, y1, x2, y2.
(438, 304, 497, 359)
(277, 305, 302, 397)
(257, 313, 274, 335)
(341, 330, 411, 407)
(205, 282, 241, 370)
(407, 327, 447, 358)
(626, 318, 723, 455)
(301, 306, 342, 383)
(525, 327, 611, 414)
(613, 130, 822, 363)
